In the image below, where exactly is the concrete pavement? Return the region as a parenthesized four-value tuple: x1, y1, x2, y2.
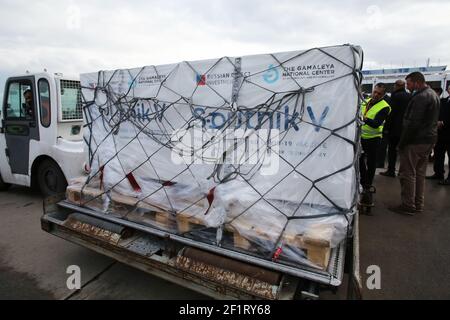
(0, 164, 449, 299)
(358, 167, 450, 299)
(0, 186, 206, 300)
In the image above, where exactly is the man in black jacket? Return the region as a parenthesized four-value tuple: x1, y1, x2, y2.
(427, 86, 450, 183)
(380, 80, 411, 177)
(389, 72, 440, 215)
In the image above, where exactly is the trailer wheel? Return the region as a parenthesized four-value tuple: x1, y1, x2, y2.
(37, 159, 67, 198)
(0, 174, 11, 191)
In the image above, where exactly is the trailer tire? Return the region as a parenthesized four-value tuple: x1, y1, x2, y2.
(0, 174, 11, 191)
(37, 159, 67, 198)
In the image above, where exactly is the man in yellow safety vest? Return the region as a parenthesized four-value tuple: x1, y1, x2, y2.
(360, 83, 391, 208)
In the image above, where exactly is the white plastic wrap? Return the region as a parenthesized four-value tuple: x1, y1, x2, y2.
(76, 44, 363, 270)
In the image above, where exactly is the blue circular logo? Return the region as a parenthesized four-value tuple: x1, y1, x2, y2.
(263, 64, 279, 84)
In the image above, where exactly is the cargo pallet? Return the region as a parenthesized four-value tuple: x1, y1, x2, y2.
(66, 184, 333, 269)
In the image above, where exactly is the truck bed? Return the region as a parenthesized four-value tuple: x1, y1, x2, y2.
(41, 195, 358, 300)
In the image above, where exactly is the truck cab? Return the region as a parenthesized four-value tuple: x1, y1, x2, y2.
(0, 72, 86, 196)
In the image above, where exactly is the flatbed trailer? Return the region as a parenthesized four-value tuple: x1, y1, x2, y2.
(41, 194, 362, 300)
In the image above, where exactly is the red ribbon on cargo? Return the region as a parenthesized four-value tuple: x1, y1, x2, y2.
(162, 180, 175, 187)
(272, 246, 283, 262)
(204, 187, 216, 215)
(126, 172, 142, 192)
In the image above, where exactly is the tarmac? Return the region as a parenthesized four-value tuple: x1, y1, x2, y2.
(0, 165, 449, 300)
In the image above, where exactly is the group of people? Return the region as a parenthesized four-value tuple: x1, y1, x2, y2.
(359, 71, 449, 216)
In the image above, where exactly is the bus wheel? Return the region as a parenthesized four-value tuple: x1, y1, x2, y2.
(37, 159, 67, 198)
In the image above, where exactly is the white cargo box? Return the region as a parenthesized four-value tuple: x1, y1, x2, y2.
(76, 44, 363, 270)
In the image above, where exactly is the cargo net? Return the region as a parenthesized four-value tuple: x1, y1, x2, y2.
(74, 46, 363, 270)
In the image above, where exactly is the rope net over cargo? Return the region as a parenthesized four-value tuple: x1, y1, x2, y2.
(74, 45, 364, 270)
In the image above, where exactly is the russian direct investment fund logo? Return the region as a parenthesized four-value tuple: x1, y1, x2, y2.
(263, 64, 280, 84)
(196, 74, 206, 86)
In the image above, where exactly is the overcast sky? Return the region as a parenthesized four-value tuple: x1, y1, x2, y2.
(1, 0, 449, 99)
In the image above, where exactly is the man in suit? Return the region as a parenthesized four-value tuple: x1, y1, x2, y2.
(380, 80, 411, 177)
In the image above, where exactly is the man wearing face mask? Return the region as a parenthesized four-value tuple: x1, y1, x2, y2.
(359, 83, 391, 208)
(389, 72, 440, 215)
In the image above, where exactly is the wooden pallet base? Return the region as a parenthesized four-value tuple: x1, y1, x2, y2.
(66, 184, 332, 269)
